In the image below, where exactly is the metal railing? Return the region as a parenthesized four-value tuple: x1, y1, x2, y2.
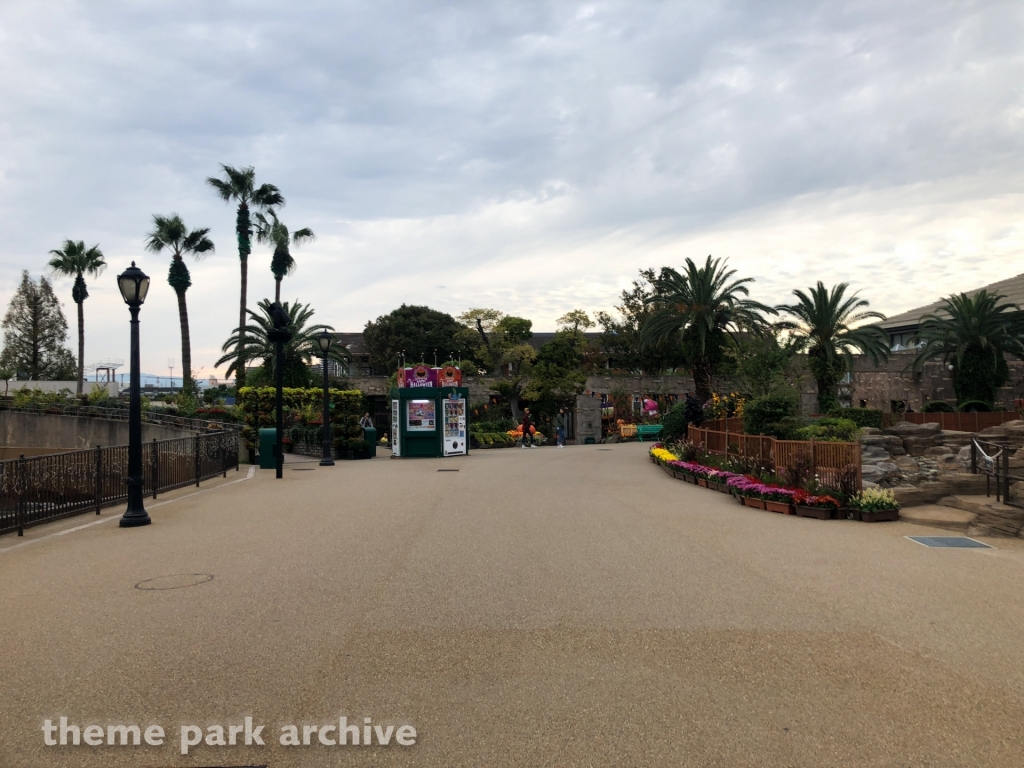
(970, 436, 1023, 506)
(0, 400, 241, 434)
(688, 424, 862, 489)
(0, 431, 240, 536)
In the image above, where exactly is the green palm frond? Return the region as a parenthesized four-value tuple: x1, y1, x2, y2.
(779, 281, 890, 367)
(911, 291, 1024, 373)
(47, 240, 106, 304)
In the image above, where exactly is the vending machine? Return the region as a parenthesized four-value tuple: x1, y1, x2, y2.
(443, 394, 468, 456)
(390, 367, 469, 458)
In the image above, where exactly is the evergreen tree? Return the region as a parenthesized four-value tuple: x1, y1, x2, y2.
(0, 271, 77, 380)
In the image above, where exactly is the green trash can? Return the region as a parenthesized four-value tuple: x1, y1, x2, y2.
(363, 426, 377, 457)
(258, 428, 277, 469)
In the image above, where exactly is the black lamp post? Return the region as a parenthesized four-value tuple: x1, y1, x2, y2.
(317, 331, 335, 466)
(117, 262, 151, 528)
(267, 303, 293, 479)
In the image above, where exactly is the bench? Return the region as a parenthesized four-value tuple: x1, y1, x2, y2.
(636, 424, 663, 442)
(619, 423, 638, 438)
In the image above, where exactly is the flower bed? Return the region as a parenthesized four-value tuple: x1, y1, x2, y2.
(650, 444, 858, 522)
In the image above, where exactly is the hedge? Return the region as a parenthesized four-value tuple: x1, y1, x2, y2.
(838, 407, 884, 429)
(237, 387, 365, 448)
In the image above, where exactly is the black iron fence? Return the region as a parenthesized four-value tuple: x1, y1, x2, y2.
(0, 431, 240, 536)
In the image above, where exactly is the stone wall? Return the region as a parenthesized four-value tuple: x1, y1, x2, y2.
(0, 411, 198, 451)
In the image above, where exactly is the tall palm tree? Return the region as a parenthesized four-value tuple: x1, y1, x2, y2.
(911, 290, 1024, 407)
(642, 255, 774, 402)
(206, 165, 284, 387)
(144, 215, 215, 393)
(779, 282, 890, 413)
(253, 210, 314, 303)
(46, 240, 105, 395)
(216, 299, 349, 387)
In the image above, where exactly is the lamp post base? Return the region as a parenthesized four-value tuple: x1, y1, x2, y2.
(119, 511, 152, 527)
(320, 441, 335, 466)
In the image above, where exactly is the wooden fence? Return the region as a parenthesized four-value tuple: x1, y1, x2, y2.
(687, 424, 862, 489)
(900, 411, 1019, 433)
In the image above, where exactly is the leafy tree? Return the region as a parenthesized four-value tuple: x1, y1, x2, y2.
(911, 290, 1024, 407)
(144, 214, 215, 393)
(364, 305, 466, 374)
(253, 210, 314, 303)
(216, 299, 348, 387)
(46, 240, 106, 395)
(730, 325, 800, 398)
(0, 271, 77, 380)
(779, 282, 889, 413)
(523, 331, 587, 415)
(596, 268, 687, 374)
(743, 390, 801, 439)
(642, 256, 774, 403)
(458, 308, 537, 419)
(207, 164, 284, 388)
(555, 309, 605, 371)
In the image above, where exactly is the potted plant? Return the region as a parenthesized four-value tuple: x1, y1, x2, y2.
(794, 492, 840, 520)
(761, 485, 796, 514)
(849, 488, 900, 522)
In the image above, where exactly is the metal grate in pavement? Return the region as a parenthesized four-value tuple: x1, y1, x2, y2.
(907, 536, 993, 549)
(438, 469, 459, 472)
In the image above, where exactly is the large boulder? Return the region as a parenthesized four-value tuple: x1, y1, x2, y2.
(884, 421, 942, 437)
(893, 474, 989, 506)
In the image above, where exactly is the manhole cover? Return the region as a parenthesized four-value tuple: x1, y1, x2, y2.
(438, 469, 459, 472)
(597, 448, 613, 451)
(291, 467, 316, 471)
(135, 574, 214, 590)
(907, 536, 993, 549)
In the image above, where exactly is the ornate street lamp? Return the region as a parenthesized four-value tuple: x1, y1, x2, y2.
(266, 303, 293, 479)
(317, 331, 335, 466)
(117, 262, 151, 528)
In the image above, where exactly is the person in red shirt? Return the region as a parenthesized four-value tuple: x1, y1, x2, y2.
(521, 408, 535, 448)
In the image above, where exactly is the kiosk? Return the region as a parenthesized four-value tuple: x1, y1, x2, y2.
(390, 365, 470, 458)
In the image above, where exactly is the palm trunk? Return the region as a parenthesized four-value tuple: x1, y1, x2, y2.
(275, 277, 282, 304)
(176, 288, 192, 394)
(692, 361, 712, 404)
(76, 300, 84, 396)
(237, 256, 247, 388)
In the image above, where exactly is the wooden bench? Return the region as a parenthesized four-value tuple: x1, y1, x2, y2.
(637, 424, 663, 442)
(619, 423, 638, 438)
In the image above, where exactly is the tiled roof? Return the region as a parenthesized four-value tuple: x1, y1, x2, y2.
(879, 271, 1024, 330)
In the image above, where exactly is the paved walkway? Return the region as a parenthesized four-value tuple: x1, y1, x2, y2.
(2, 443, 1024, 766)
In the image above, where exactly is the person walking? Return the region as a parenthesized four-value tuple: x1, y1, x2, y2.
(554, 407, 568, 447)
(521, 407, 535, 448)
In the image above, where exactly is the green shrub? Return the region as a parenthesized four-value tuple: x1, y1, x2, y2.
(958, 400, 991, 412)
(839, 407, 884, 428)
(795, 417, 859, 442)
(922, 400, 955, 413)
(661, 402, 689, 442)
(743, 391, 800, 439)
(237, 387, 364, 448)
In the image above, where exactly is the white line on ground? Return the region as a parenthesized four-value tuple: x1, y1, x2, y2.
(0, 465, 257, 555)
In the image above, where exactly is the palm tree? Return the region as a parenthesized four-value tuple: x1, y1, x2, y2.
(911, 290, 1024, 407)
(46, 240, 105, 395)
(642, 255, 775, 402)
(206, 165, 284, 388)
(253, 210, 314, 303)
(144, 215, 215, 393)
(216, 299, 349, 387)
(779, 282, 890, 413)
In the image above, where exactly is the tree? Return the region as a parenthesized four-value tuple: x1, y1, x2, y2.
(0, 271, 77, 380)
(144, 214, 215, 393)
(730, 325, 800, 398)
(363, 305, 466, 374)
(46, 240, 106, 395)
(457, 308, 537, 419)
(596, 268, 687, 374)
(911, 291, 1024, 407)
(206, 164, 284, 388)
(779, 282, 890, 413)
(642, 256, 774, 403)
(523, 331, 587, 416)
(253, 210, 314, 303)
(217, 299, 348, 388)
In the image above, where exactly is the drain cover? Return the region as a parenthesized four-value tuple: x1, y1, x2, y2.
(907, 536, 993, 549)
(291, 467, 315, 471)
(438, 469, 459, 472)
(597, 448, 612, 451)
(136, 574, 214, 590)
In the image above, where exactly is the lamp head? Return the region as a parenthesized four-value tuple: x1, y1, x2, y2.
(117, 262, 150, 307)
(317, 331, 333, 356)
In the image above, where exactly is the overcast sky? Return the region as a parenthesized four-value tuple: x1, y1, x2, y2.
(1, 1, 1022, 380)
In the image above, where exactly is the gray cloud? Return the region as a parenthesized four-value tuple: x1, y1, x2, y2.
(0, 1, 1022, 375)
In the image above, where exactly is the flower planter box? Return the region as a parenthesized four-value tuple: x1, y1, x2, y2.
(740, 496, 766, 510)
(764, 500, 795, 515)
(796, 505, 834, 520)
(858, 509, 899, 523)
(697, 478, 709, 488)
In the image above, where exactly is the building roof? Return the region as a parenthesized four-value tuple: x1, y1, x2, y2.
(879, 271, 1024, 331)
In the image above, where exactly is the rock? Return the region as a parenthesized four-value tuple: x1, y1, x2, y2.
(924, 445, 953, 457)
(884, 421, 941, 437)
(893, 474, 990, 506)
(895, 456, 920, 471)
(860, 427, 883, 435)
(903, 436, 943, 456)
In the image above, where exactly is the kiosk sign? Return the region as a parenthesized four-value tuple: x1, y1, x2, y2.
(402, 365, 437, 388)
